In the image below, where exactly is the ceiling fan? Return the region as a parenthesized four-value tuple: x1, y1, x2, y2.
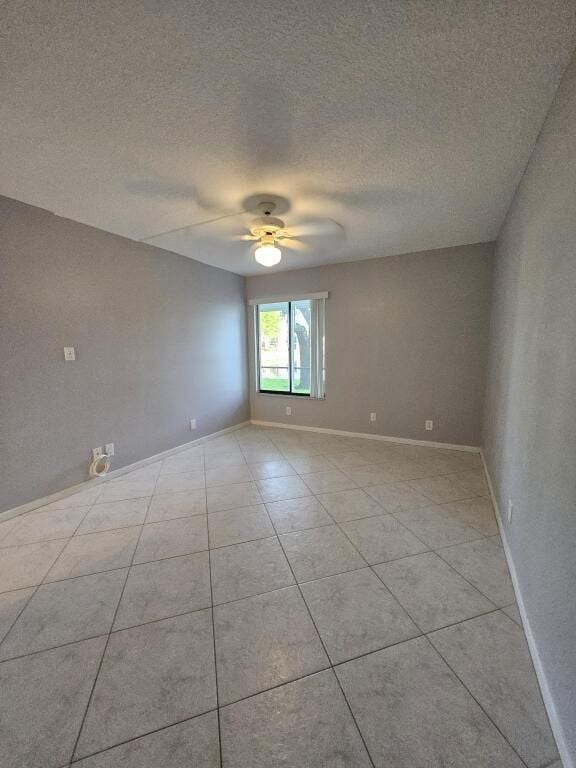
(142, 194, 344, 268)
(231, 200, 343, 267)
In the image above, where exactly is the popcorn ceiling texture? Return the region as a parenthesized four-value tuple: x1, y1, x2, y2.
(0, 0, 575, 274)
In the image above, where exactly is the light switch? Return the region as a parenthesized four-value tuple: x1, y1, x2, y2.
(64, 347, 76, 361)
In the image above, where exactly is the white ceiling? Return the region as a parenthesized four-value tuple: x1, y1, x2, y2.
(1, 1, 575, 275)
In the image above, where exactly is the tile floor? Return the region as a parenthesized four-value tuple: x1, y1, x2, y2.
(0, 426, 561, 767)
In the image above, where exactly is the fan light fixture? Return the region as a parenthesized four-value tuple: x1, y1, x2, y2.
(254, 233, 281, 267)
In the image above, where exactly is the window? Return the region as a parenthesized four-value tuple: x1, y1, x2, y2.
(254, 295, 326, 398)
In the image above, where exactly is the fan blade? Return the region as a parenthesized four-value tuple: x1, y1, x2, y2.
(278, 237, 310, 252)
(284, 219, 343, 238)
(141, 209, 245, 242)
(227, 234, 259, 242)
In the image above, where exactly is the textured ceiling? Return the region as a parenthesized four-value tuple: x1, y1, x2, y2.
(1, 1, 575, 275)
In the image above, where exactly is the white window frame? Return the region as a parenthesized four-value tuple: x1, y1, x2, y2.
(249, 292, 327, 399)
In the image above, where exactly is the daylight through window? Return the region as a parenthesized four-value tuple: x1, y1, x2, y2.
(256, 297, 325, 398)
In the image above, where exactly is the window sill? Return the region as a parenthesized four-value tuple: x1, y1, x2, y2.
(254, 391, 326, 401)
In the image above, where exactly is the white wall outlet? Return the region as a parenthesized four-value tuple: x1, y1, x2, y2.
(92, 447, 103, 460)
(285, 406, 292, 416)
(370, 412, 377, 422)
(190, 418, 197, 431)
(105, 443, 115, 457)
(425, 420, 434, 431)
(63, 347, 76, 361)
(507, 499, 514, 524)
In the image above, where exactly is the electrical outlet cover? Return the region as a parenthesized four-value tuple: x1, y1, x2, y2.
(507, 500, 513, 524)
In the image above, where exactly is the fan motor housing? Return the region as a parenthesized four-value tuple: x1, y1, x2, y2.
(249, 216, 286, 238)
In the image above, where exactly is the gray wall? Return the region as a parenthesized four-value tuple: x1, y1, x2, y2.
(482, 52, 576, 766)
(247, 243, 494, 447)
(0, 196, 249, 512)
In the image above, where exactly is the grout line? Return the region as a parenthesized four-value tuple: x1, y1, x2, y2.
(2, 428, 521, 766)
(0, 531, 508, 668)
(383, 515, 502, 608)
(0, 505, 492, 596)
(204, 447, 224, 768)
(68, 469, 159, 763)
(0, 501, 98, 654)
(263, 502, 377, 768)
(432, 544, 507, 607)
(423, 634, 530, 768)
(69, 709, 218, 764)
(0, 631, 111, 665)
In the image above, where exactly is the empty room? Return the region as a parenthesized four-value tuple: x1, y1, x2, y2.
(1, 2, 575, 767)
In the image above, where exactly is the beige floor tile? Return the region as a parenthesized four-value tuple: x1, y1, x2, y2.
(160, 450, 204, 475)
(76, 611, 216, 758)
(204, 451, 246, 470)
(336, 637, 525, 768)
(502, 602, 522, 625)
(38, 485, 103, 511)
(256, 475, 312, 503)
(205, 465, 253, 487)
(220, 671, 371, 768)
(447, 469, 489, 496)
(301, 568, 419, 663)
(340, 515, 428, 565)
(98, 477, 157, 503)
(207, 482, 263, 513)
(266, 497, 333, 533)
(1, 506, 88, 547)
(154, 470, 205, 494)
(324, 451, 372, 468)
(214, 587, 329, 705)
(248, 460, 296, 480)
(316, 488, 385, 523)
(134, 516, 207, 563)
(279, 525, 366, 582)
(374, 551, 495, 631)
(0, 636, 107, 768)
(114, 551, 210, 629)
(365, 481, 431, 513)
(301, 469, 358, 494)
(288, 455, 335, 474)
(208, 505, 274, 548)
(210, 537, 294, 604)
(0, 587, 35, 642)
(108, 463, 161, 485)
(437, 538, 515, 605)
(146, 490, 206, 522)
(76, 498, 148, 534)
(0, 540, 68, 592)
(0, 569, 125, 659)
(406, 474, 473, 503)
(394, 505, 484, 548)
(430, 612, 559, 767)
(442, 497, 499, 535)
(74, 714, 220, 768)
(45, 528, 140, 582)
(342, 464, 398, 487)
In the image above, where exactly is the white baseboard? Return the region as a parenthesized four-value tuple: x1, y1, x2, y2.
(480, 450, 572, 768)
(250, 419, 480, 453)
(0, 421, 250, 523)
